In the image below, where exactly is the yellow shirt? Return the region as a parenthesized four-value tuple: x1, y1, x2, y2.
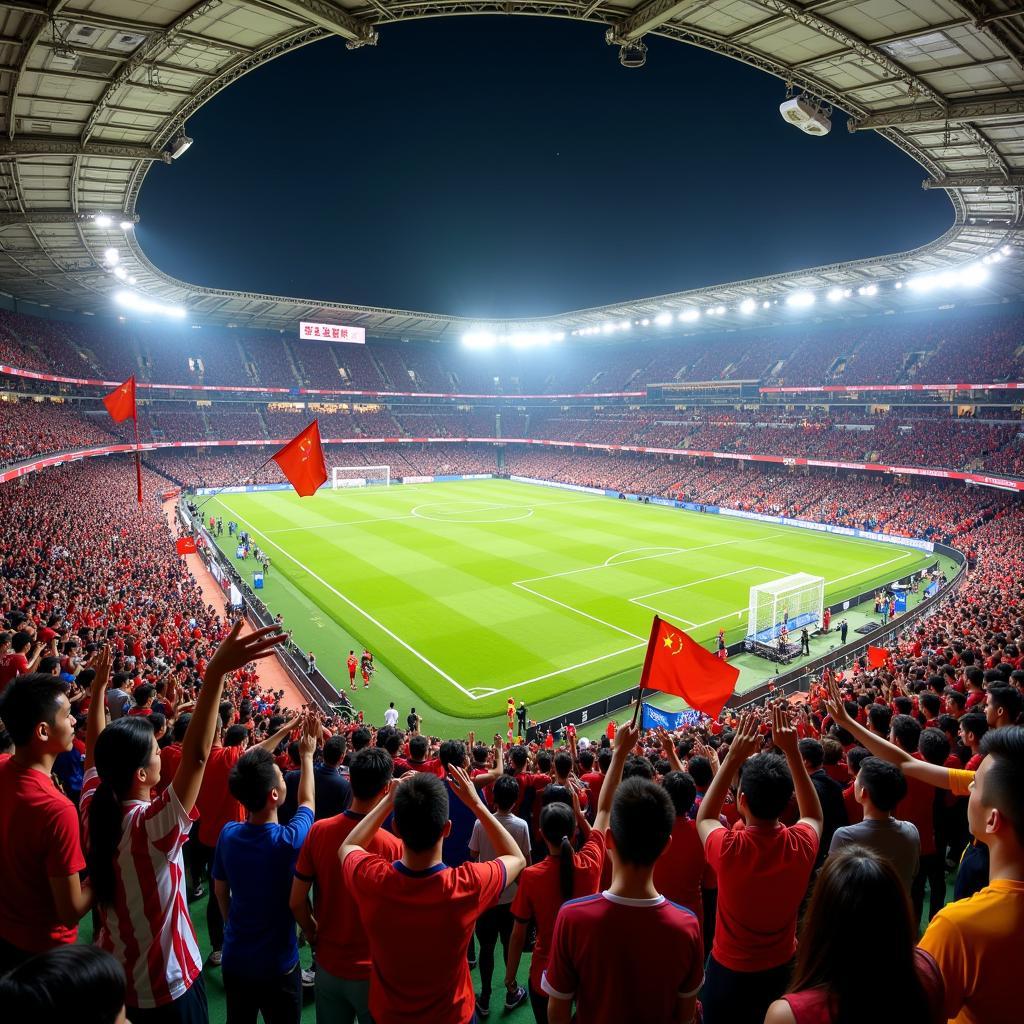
(918, 878, 1024, 1024)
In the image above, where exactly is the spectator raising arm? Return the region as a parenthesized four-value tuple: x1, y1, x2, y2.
(174, 620, 286, 814)
(696, 712, 762, 843)
(770, 703, 824, 838)
(83, 646, 111, 771)
(824, 679, 953, 791)
(594, 717, 640, 832)
(447, 765, 527, 881)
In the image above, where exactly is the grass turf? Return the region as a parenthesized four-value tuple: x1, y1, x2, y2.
(204, 479, 934, 728)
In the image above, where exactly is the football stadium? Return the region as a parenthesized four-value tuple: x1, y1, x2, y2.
(0, 4, 1023, 1024)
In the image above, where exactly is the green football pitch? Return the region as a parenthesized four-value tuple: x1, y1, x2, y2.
(204, 479, 933, 726)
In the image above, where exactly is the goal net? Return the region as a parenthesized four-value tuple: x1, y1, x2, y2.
(331, 465, 391, 489)
(747, 573, 824, 644)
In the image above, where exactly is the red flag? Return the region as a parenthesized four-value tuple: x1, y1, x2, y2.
(639, 616, 739, 718)
(867, 645, 889, 668)
(272, 419, 327, 497)
(103, 376, 137, 423)
(176, 537, 197, 555)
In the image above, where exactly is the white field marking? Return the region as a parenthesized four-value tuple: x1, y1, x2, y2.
(661, 550, 921, 632)
(484, 642, 647, 693)
(603, 546, 685, 566)
(467, 687, 498, 697)
(411, 502, 534, 524)
(218, 500, 476, 698)
(630, 566, 782, 603)
(512, 581, 648, 641)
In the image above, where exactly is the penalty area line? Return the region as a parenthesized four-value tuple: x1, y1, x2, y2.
(217, 500, 477, 700)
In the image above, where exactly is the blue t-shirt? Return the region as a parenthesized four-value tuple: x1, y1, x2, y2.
(213, 805, 314, 976)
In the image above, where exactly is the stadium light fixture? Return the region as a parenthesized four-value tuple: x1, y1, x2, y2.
(93, 214, 112, 228)
(120, 220, 134, 231)
(619, 320, 631, 331)
(739, 298, 756, 314)
(679, 310, 700, 322)
(103, 247, 119, 265)
(1001, 245, 1012, 255)
(786, 290, 815, 308)
(114, 290, 186, 319)
(654, 312, 673, 326)
(714, 305, 726, 315)
(113, 266, 128, 280)
(640, 318, 650, 326)
(826, 288, 844, 303)
(168, 134, 193, 160)
(762, 301, 770, 309)
(959, 264, 990, 287)
(857, 284, 878, 296)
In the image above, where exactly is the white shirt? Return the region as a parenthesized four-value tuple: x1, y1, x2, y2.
(383, 707, 399, 727)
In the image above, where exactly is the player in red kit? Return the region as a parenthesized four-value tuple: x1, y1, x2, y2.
(346, 650, 358, 692)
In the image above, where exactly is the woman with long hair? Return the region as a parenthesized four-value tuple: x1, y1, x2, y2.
(765, 846, 945, 1024)
(81, 621, 286, 1024)
(503, 721, 636, 1024)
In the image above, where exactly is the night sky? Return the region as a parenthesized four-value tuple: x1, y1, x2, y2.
(137, 17, 951, 319)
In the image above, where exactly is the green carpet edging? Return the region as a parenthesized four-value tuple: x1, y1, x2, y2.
(202, 479, 935, 729)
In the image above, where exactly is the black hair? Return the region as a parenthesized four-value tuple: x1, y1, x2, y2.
(739, 753, 795, 820)
(133, 683, 155, 707)
(509, 745, 528, 769)
(438, 738, 466, 770)
(609, 778, 674, 866)
(687, 755, 713, 789)
(846, 746, 871, 776)
(554, 751, 573, 778)
(919, 692, 941, 717)
(88, 717, 156, 906)
(37, 656, 60, 675)
(919, 727, 950, 766)
(857, 757, 907, 812)
(539, 802, 576, 902)
(890, 714, 922, 754)
(224, 724, 248, 747)
(323, 734, 347, 767)
(148, 712, 166, 736)
(408, 734, 429, 760)
(0, 945, 126, 1024)
(597, 748, 613, 772)
(578, 749, 594, 770)
(393, 772, 448, 852)
(978, 725, 1024, 844)
(959, 711, 988, 744)
(349, 747, 393, 801)
(622, 754, 653, 780)
(988, 685, 1023, 725)
(351, 726, 371, 751)
(0, 673, 68, 746)
(228, 747, 279, 813)
(493, 774, 519, 812)
(11, 631, 32, 653)
(798, 738, 824, 769)
(662, 770, 697, 817)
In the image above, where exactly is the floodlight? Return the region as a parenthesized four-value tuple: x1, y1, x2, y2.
(654, 312, 672, 326)
(959, 264, 989, 287)
(715, 305, 726, 315)
(857, 284, 878, 296)
(113, 266, 127, 280)
(894, 281, 902, 289)
(114, 290, 186, 319)
(640, 318, 650, 326)
(739, 298, 756, 314)
(786, 290, 815, 308)
(1001, 245, 1012, 255)
(602, 323, 615, 334)
(679, 310, 700, 322)
(462, 330, 496, 349)
(619, 321, 630, 331)
(168, 134, 193, 160)
(762, 301, 770, 309)
(93, 214, 112, 228)
(103, 247, 119, 265)
(120, 220, 133, 231)
(826, 288, 845, 303)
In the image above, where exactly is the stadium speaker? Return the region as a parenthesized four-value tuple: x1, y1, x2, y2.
(618, 40, 647, 68)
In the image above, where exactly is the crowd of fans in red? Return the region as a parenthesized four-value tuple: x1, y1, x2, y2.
(0, 447, 1021, 1024)
(1, 306, 1024, 393)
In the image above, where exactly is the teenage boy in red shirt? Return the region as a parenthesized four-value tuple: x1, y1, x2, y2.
(697, 706, 823, 1024)
(543, 775, 704, 1024)
(290, 746, 402, 1024)
(340, 765, 527, 1024)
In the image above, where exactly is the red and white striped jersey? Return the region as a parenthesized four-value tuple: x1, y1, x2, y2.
(81, 767, 202, 1009)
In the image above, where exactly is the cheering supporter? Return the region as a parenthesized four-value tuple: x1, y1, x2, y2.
(696, 706, 823, 1024)
(506, 722, 634, 1023)
(212, 712, 319, 1024)
(338, 766, 527, 1024)
(290, 747, 403, 1024)
(82, 620, 286, 1022)
(828, 757, 920, 890)
(764, 848, 944, 1024)
(0, 671, 90, 970)
(0, 944, 128, 1024)
(542, 774, 703, 1024)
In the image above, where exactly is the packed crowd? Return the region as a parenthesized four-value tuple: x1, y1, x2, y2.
(2, 306, 1024, 394)
(0, 444, 1021, 1024)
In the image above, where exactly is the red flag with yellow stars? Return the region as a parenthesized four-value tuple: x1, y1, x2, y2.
(103, 376, 137, 423)
(272, 419, 327, 497)
(867, 645, 890, 669)
(639, 615, 739, 718)
(176, 537, 197, 555)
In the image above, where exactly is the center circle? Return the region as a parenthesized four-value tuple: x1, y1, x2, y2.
(411, 501, 534, 524)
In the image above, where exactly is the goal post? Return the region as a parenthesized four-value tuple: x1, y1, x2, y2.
(746, 573, 824, 644)
(331, 465, 391, 489)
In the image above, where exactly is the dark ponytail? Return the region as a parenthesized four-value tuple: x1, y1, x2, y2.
(540, 802, 576, 903)
(88, 717, 155, 906)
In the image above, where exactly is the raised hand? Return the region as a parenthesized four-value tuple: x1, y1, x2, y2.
(615, 717, 640, 754)
(770, 703, 800, 759)
(91, 645, 112, 693)
(298, 711, 319, 760)
(824, 678, 853, 727)
(726, 712, 761, 763)
(205, 620, 286, 680)
(447, 764, 484, 810)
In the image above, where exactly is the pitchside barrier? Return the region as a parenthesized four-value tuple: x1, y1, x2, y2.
(177, 502, 346, 713)
(530, 541, 966, 738)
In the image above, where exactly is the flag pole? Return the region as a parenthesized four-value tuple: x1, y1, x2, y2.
(132, 411, 143, 505)
(191, 450, 279, 515)
(632, 615, 661, 728)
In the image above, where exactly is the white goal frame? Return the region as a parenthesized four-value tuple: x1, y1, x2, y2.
(747, 573, 824, 644)
(331, 465, 391, 489)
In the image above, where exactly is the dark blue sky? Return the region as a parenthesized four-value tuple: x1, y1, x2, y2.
(137, 17, 951, 319)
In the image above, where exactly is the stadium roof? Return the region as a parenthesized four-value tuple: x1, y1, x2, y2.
(1, 0, 1024, 339)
